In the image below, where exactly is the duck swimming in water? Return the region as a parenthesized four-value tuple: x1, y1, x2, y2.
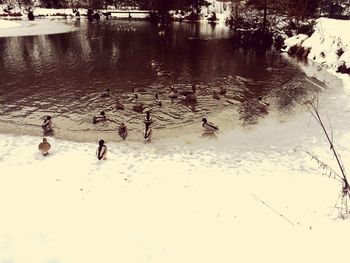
(179, 84, 196, 96)
(118, 123, 128, 140)
(219, 86, 227, 95)
(128, 88, 139, 102)
(257, 97, 270, 106)
(42, 116, 53, 132)
(169, 86, 178, 99)
(115, 99, 125, 110)
(101, 88, 110, 98)
(144, 111, 153, 125)
(153, 93, 162, 106)
(132, 102, 145, 113)
(213, 90, 220, 100)
(93, 111, 107, 124)
(144, 122, 153, 141)
(202, 118, 219, 132)
(183, 84, 197, 103)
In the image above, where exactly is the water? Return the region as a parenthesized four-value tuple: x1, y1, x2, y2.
(0, 19, 322, 142)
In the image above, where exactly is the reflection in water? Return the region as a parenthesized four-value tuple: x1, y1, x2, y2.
(0, 20, 319, 141)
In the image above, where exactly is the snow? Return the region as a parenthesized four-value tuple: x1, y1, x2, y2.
(0, 19, 20, 29)
(2, 88, 350, 262)
(283, 34, 309, 53)
(0, 19, 77, 38)
(283, 18, 350, 88)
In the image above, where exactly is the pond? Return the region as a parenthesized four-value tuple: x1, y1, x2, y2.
(0, 19, 321, 142)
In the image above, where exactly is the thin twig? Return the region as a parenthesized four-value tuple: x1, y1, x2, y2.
(251, 194, 295, 226)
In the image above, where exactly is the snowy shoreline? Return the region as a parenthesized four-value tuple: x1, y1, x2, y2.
(0, 18, 77, 37)
(283, 18, 350, 89)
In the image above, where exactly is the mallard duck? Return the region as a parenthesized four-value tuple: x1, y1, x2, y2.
(179, 84, 196, 96)
(202, 118, 219, 132)
(93, 111, 107, 124)
(257, 97, 270, 106)
(144, 122, 152, 141)
(42, 116, 53, 131)
(144, 111, 153, 125)
(185, 85, 197, 102)
(219, 87, 227, 95)
(118, 123, 128, 140)
(101, 89, 110, 98)
(38, 138, 51, 156)
(128, 88, 139, 102)
(169, 86, 178, 99)
(153, 94, 162, 106)
(213, 90, 220, 100)
(115, 99, 125, 110)
(132, 102, 145, 113)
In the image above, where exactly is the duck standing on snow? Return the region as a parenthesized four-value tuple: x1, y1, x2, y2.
(153, 93, 162, 106)
(144, 122, 153, 141)
(202, 118, 219, 132)
(118, 122, 128, 140)
(96, 139, 107, 160)
(93, 111, 107, 124)
(38, 138, 51, 156)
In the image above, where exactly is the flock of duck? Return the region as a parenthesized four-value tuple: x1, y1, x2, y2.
(39, 84, 270, 159)
(96, 84, 221, 141)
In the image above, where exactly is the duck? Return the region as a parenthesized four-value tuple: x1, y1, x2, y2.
(132, 102, 145, 113)
(257, 96, 270, 106)
(93, 111, 107, 124)
(144, 110, 153, 125)
(128, 88, 139, 102)
(169, 86, 178, 99)
(118, 122, 128, 140)
(153, 93, 162, 106)
(219, 86, 227, 95)
(213, 90, 220, 100)
(144, 122, 153, 141)
(202, 118, 219, 132)
(101, 89, 110, 98)
(115, 99, 125, 110)
(185, 84, 197, 103)
(179, 84, 196, 96)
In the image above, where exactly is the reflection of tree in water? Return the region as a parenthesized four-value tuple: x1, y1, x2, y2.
(238, 99, 269, 125)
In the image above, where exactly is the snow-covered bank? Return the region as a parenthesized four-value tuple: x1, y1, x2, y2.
(0, 19, 20, 29)
(0, 19, 77, 38)
(2, 91, 350, 263)
(283, 18, 350, 88)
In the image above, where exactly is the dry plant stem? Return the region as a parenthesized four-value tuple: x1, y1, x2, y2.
(251, 194, 295, 226)
(306, 98, 350, 216)
(308, 102, 349, 189)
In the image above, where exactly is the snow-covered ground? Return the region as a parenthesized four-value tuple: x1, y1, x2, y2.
(283, 18, 350, 89)
(2, 81, 350, 262)
(0, 19, 77, 38)
(0, 19, 20, 28)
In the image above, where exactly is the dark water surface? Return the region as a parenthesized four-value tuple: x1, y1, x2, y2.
(0, 20, 320, 142)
